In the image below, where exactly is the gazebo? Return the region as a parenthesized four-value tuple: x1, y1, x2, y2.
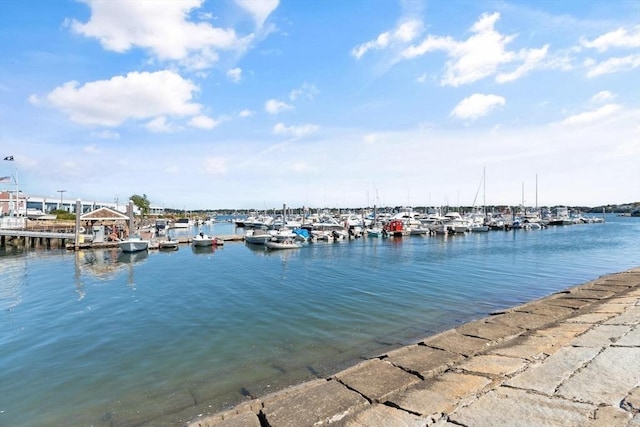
(80, 207, 130, 242)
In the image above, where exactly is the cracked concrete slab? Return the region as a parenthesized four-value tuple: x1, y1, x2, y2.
(384, 345, 462, 378)
(455, 318, 525, 342)
(504, 346, 601, 395)
(557, 347, 640, 406)
(261, 379, 369, 427)
(456, 354, 529, 377)
(386, 372, 490, 418)
(487, 311, 555, 330)
(343, 403, 425, 427)
(570, 324, 631, 347)
(333, 358, 421, 402)
(449, 387, 595, 427)
(422, 330, 492, 357)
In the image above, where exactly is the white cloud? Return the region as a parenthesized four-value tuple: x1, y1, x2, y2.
(585, 54, 640, 78)
(83, 144, 101, 154)
(204, 157, 227, 174)
(352, 19, 422, 59)
(559, 104, 621, 125)
(265, 98, 293, 114)
(289, 83, 319, 101)
(451, 94, 506, 121)
(496, 45, 549, 83)
(189, 115, 219, 129)
(401, 12, 550, 87)
(580, 25, 640, 52)
(591, 91, 615, 104)
(34, 70, 201, 127)
(69, 0, 253, 69)
(235, 0, 279, 28)
(90, 130, 120, 140)
(239, 109, 253, 118)
(273, 122, 319, 137)
(146, 116, 174, 133)
(227, 67, 242, 82)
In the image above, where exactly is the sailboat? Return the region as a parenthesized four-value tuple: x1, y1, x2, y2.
(470, 168, 489, 232)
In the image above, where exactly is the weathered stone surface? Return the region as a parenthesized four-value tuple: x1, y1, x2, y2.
(558, 347, 640, 406)
(489, 334, 567, 360)
(591, 302, 633, 314)
(262, 379, 369, 427)
(449, 387, 594, 427)
(514, 301, 576, 319)
(333, 359, 421, 402)
(344, 403, 425, 427)
(571, 324, 631, 347)
(422, 330, 491, 357)
(487, 311, 554, 330)
(545, 297, 594, 309)
(564, 312, 617, 324)
(387, 372, 490, 417)
(189, 411, 262, 427)
(588, 405, 633, 427)
(604, 305, 640, 325)
(457, 354, 528, 377)
(504, 346, 601, 395)
(385, 345, 462, 378)
(532, 322, 593, 341)
(455, 318, 524, 342)
(565, 289, 616, 300)
(621, 386, 640, 413)
(186, 401, 263, 427)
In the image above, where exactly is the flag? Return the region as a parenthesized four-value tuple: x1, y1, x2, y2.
(3, 156, 13, 161)
(0, 176, 11, 183)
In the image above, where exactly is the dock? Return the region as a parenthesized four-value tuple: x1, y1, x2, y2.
(0, 229, 245, 250)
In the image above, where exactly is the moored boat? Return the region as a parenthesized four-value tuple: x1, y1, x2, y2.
(265, 239, 302, 250)
(118, 235, 150, 253)
(192, 233, 215, 247)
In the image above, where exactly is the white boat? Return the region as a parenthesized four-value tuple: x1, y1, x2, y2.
(367, 227, 382, 237)
(192, 233, 215, 247)
(158, 239, 179, 250)
(245, 229, 273, 245)
(171, 218, 190, 229)
(118, 236, 149, 252)
(265, 239, 302, 250)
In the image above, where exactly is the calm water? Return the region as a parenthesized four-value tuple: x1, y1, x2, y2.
(1, 215, 639, 426)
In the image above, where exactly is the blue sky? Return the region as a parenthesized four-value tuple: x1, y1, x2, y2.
(1, 0, 638, 210)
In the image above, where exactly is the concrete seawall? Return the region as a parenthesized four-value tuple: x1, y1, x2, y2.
(187, 268, 640, 427)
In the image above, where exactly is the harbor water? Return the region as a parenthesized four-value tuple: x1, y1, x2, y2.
(1, 215, 639, 426)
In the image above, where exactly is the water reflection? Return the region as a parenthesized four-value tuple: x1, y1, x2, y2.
(117, 250, 149, 264)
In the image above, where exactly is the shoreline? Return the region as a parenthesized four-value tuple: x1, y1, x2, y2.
(185, 267, 640, 427)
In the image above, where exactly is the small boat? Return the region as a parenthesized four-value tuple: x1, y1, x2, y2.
(118, 235, 150, 253)
(245, 229, 273, 245)
(265, 239, 302, 250)
(367, 227, 382, 237)
(158, 239, 179, 250)
(192, 232, 215, 247)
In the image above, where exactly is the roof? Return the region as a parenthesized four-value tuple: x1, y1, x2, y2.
(80, 207, 129, 221)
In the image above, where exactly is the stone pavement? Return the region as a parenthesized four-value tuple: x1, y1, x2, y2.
(188, 268, 640, 427)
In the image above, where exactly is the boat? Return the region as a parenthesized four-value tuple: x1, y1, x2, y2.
(265, 239, 302, 250)
(192, 233, 215, 247)
(118, 235, 150, 252)
(158, 239, 179, 250)
(171, 218, 190, 229)
(245, 229, 273, 245)
(367, 227, 382, 237)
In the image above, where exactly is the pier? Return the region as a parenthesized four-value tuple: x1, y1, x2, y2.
(0, 229, 82, 249)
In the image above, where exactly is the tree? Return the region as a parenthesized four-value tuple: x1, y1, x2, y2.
(130, 194, 150, 216)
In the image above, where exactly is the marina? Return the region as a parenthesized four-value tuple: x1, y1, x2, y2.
(0, 215, 639, 426)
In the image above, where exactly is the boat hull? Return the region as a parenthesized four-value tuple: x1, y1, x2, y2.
(118, 240, 149, 252)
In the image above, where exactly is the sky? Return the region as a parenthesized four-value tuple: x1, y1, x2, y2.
(1, 0, 639, 210)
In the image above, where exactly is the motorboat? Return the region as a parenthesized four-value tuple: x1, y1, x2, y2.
(158, 239, 179, 250)
(245, 229, 273, 245)
(171, 218, 190, 229)
(265, 239, 302, 250)
(118, 235, 150, 253)
(192, 233, 215, 247)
